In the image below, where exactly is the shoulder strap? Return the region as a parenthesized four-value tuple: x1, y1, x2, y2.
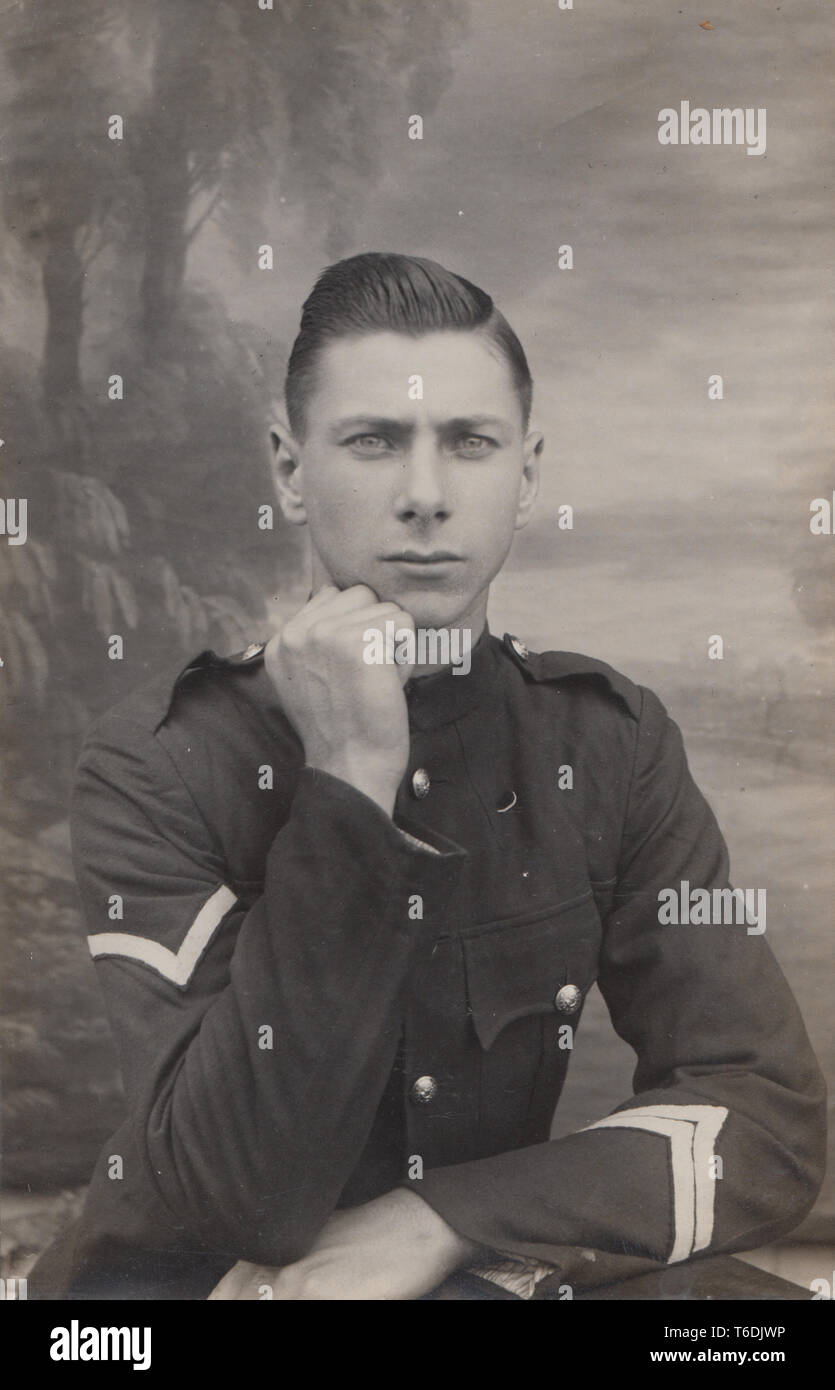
(501, 632, 643, 721)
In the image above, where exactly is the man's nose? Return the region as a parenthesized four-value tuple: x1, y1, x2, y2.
(394, 444, 450, 521)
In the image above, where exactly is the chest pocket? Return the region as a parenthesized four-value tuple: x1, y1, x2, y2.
(461, 892, 602, 1150)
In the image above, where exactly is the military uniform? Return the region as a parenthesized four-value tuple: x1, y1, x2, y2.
(31, 627, 825, 1300)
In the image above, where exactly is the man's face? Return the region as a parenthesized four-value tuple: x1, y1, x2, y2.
(275, 329, 542, 630)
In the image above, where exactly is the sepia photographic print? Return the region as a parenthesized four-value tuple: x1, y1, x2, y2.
(1, 0, 833, 1362)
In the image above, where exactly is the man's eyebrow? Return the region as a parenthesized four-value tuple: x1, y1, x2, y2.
(443, 416, 514, 434)
(329, 414, 514, 435)
(330, 416, 413, 435)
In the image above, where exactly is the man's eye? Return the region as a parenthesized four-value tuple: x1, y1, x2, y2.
(454, 435, 494, 455)
(345, 434, 392, 452)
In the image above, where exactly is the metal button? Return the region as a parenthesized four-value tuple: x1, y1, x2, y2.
(241, 642, 265, 661)
(410, 1075, 439, 1105)
(411, 767, 431, 799)
(509, 635, 529, 661)
(554, 984, 582, 1014)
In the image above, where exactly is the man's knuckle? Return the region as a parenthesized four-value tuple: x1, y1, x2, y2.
(308, 619, 331, 644)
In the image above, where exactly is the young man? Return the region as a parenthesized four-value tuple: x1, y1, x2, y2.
(33, 253, 824, 1301)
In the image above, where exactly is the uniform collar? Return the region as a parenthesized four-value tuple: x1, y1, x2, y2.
(404, 623, 498, 732)
(163, 623, 505, 737)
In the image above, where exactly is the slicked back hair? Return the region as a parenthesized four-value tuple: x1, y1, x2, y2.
(284, 252, 533, 438)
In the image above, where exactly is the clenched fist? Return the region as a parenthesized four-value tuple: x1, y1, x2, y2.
(264, 585, 415, 817)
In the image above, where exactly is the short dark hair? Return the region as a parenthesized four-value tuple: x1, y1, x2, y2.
(284, 252, 533, 437)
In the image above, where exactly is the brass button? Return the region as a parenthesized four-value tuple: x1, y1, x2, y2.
(509, 635, 529, 661)
(554, 984, 582, 1014)
(410, 1075, 438, 1105)
(411, 768, 431, 799)
(241, 642, 266, 661)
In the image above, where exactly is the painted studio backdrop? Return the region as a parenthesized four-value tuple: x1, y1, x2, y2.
(1, 0, 833, 1278)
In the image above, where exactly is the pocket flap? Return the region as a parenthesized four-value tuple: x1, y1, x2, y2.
(463, 895, 601, 1050)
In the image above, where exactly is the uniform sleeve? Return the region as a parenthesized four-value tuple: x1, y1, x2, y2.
(71, 711, 465, 1267)
(414, 686, 827, 1293)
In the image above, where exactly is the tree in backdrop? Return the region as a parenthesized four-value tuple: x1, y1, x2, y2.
(0, 0, 468, 821)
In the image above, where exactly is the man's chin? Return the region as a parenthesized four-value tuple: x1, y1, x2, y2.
(386, 598, 473, 632)
(324, 566, 480, 631)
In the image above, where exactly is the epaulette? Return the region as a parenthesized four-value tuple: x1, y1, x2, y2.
(501, 632, 643, 721)
(151, 642, 268, 732)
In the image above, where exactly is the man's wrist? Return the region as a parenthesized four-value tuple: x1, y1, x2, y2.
(395, 1187, 485, 1270)
(306, 753, 402, 818)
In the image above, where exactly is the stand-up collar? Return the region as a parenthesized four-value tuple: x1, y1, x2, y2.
(162, 624, 503, 738)
(404, 623, 499, 732)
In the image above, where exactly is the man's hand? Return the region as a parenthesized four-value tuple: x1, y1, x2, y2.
(207, 1188, 482, 1300)
(264, 584, 415, 817)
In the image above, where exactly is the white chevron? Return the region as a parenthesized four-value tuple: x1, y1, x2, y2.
(583, 1103, 729, 1263)
(87, 884, 238, 988)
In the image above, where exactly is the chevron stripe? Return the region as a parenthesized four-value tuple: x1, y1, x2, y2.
(583, 1103, 729, 1263)
(87, 884, 238, 989)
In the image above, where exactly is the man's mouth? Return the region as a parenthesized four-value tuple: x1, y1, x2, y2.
(381, 550, 465, 564)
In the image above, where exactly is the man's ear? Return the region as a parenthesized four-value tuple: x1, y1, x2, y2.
(268, 416, 307, 526)
(514, 430, 543, 531)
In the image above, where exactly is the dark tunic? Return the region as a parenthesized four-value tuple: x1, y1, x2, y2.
(31, 628, 826, 1299)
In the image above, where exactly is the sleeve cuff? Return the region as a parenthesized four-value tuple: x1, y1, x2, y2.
(287, 766, 467, 924)
(466, 1255, 558, 1300)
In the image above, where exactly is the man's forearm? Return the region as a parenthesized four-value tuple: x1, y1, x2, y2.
(209, 1188, 485, 1300)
